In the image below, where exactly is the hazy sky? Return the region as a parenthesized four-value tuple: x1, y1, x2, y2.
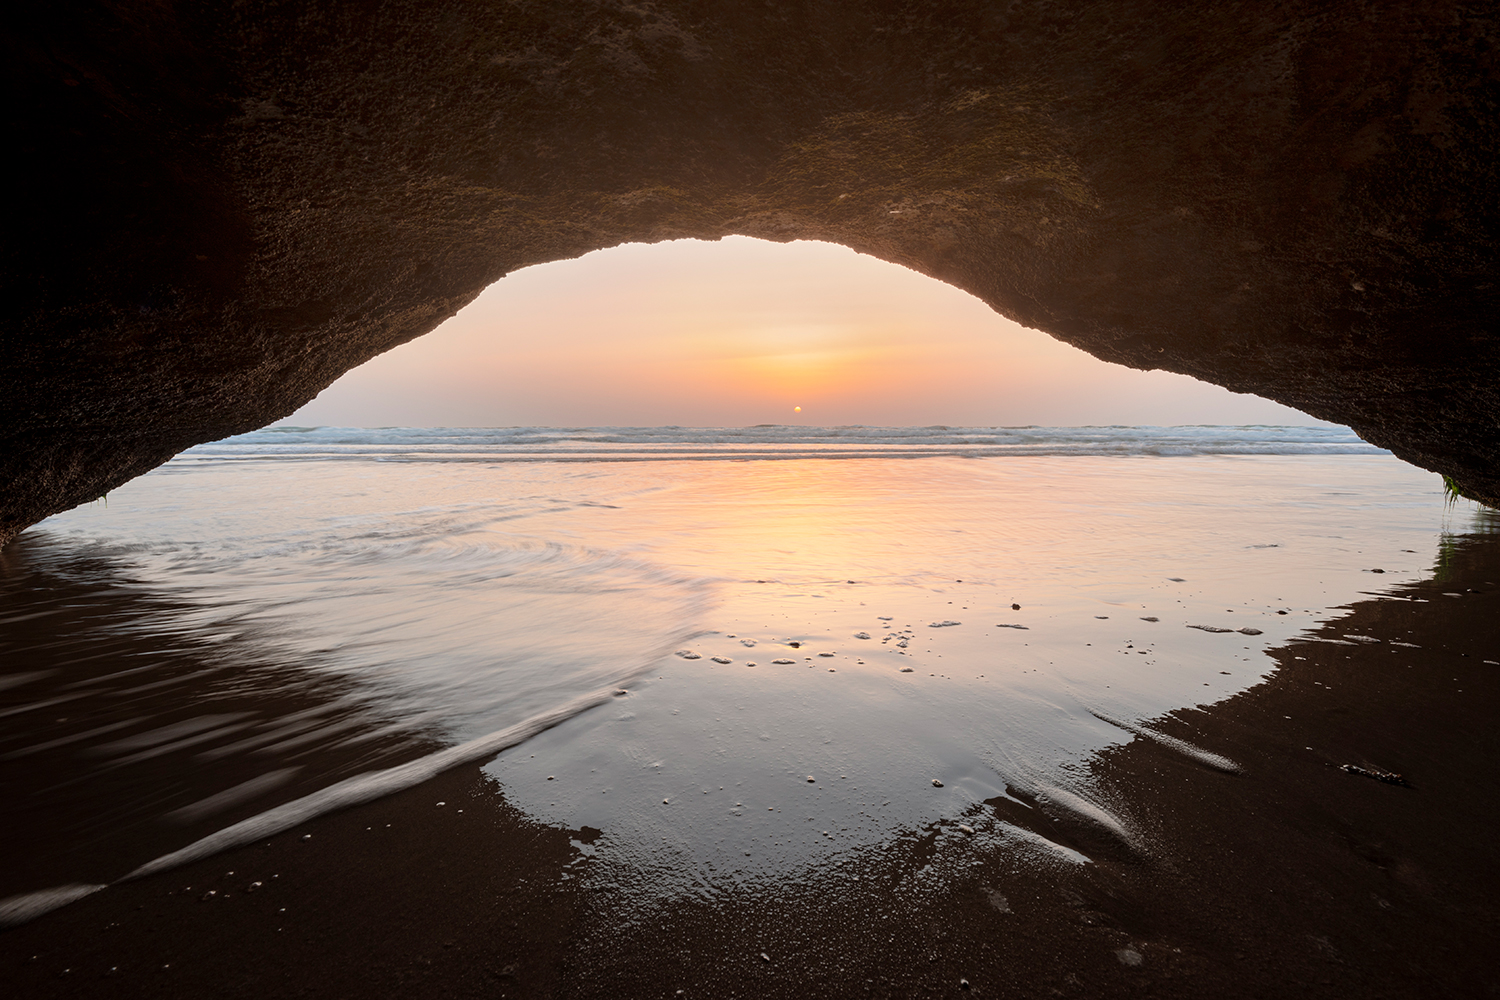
(284, 237, 1328, 428)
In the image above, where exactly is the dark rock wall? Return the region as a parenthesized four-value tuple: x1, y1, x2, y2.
(4, 1, 1497, 542)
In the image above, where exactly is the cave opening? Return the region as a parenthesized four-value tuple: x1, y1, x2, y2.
(284, 237, 1323, 432)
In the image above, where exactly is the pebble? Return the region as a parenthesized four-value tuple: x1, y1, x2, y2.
(436, 801, 446, 806)
(1011, 603, 1021, 610)
(807, 776, 816, 782)
(300, 834, 311, 841)
(740, 638, 757, 646)
(746, 661, 757, 667)
(960, 979, 971, 990)
(1237, 628, 1263, 635)
(711, 656, 732, 664)
(1116, 947, 1144, 967)
(761, 952, 772, 962)
(901, 667, 914, 672)
(772, 658, 795, 664)
(958, 824, 975, 834)
(1187, 624, 1233, 633)
(676, 650, 701, 659)
(995, 623, 1028, 629)
(931, 779, 944, 787)
(878, 616, 893, 620)
(1140, 616, 1159, 622)
(854, 632, 871, 639)
(929, 620, 962, 627)
(818, 651, 836, 657)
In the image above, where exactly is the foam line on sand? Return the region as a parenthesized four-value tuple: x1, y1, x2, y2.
(1089, 709, 1243, 774)
(0, 686, 622, 928)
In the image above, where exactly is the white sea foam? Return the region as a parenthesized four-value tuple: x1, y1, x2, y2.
(124, 685, 625, 882)
(0, 884, 107, 928)
(1089, 710, 1243, 774)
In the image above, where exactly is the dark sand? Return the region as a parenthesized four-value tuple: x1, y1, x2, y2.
(3, 532, 1498, 999)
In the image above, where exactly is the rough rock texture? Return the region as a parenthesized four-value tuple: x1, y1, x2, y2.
(5, 0, 1497, 543)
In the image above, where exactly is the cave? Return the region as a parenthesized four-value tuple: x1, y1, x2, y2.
(4, 0, 1496, 545)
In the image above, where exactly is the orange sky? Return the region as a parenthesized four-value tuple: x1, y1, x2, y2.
(283, 238, 1328, 428)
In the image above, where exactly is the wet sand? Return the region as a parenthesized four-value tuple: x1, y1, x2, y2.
(3, 531, 1496, 998)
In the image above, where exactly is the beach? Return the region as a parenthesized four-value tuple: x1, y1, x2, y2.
(1, 427, 1495, 997)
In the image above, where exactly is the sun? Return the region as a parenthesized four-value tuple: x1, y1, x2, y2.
(794, 406, 802, 413)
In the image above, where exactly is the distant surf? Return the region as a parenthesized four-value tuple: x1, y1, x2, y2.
(176, 424, 1384, 465)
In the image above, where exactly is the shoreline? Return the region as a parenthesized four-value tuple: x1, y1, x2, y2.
(3, 531, 1496, 997)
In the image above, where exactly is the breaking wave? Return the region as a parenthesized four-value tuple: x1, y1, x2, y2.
(177, 424, 1382, 465)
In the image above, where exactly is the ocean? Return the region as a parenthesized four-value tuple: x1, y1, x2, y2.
(0, 425, 1483, 919)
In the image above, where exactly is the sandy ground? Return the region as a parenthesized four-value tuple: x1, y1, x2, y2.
(2, 532, 1497, 999)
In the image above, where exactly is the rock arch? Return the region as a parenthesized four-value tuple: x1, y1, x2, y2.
(4, 0, 1497, 543)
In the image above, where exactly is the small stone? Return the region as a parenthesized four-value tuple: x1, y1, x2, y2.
(900, 667, 914, 672)
(1237, 628, 1263, 635)
(711, 656, 732, 664)
(932, 779, 944, 787)
(675, 650, 701, 659)
(854, 632, 871, 639)
(1116, 947, 1144, 967)
(958, 824, 974, 834)
(547, 776, 555, 780)
(761, 952, 772, 962)
(773, 658, 795, 664)
(300, 834, 312, 841)
(1012, 603, 1021, 610)
(818, 651, 835, 657)
(960, 979, 971, 990)
(1140, 616, 1159, 622)
(740, 638, 757, 646)
(437, 801, 446, 806)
